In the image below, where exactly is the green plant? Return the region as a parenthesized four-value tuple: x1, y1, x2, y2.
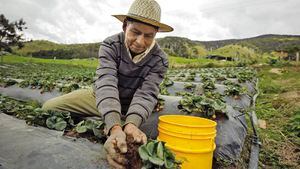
(179, 95, 227, 118)
(138, 140, 182, 169)
(159, 77, 174, 95)
(175, 91, 193, 97)
(202, 79, 216, 91)
(3, 78, 18, 87)
(285, 109, 300, 137)
(26, 108, 74, 131)
(184, 75, 195, 82)
(75, 119, 105, 138)
(183, 82, 195, 90)
(162, 77, 174, 87)
(224, 83, 247, 96)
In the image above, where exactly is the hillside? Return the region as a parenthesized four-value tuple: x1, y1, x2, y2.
(157, 34, 300, 58)
(198, 34, 300, 52)
(13, 34, 300, 60)
(15, 40, 99, 59)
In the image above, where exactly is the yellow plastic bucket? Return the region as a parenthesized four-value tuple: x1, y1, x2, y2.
(158, 126, 216, 149)
(157, 115, 217, 169)
(166, 143, 216, 169)
(159, 115, 216, 134)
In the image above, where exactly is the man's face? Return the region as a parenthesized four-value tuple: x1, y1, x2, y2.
(124, 21, 157, 55)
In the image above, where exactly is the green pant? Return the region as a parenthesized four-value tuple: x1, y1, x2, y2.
(42, 87, 100, 117)
(42, 87, 159, 138)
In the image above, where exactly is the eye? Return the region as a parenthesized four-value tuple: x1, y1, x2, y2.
(145, 34, 154, 38)
(131, 30, 140, 35)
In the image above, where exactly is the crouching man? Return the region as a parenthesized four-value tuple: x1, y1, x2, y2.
(42, 0, 173, 168)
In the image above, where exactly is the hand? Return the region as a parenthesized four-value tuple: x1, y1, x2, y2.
(123, 123, 147, 144)
(104, 125, 128, 169)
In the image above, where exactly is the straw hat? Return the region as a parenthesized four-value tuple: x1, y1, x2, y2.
(112, 0, 173, 32)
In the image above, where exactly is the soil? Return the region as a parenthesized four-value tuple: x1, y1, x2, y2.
(155, 103, 164, 112)
(277, 141, 300, 167)
(125, 136, 143, 169)
(63, 129, 106, 144)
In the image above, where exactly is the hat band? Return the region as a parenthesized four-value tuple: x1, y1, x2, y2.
(127, 13, 161, 24)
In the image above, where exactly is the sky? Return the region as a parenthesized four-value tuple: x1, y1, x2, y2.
(1, 0, 300, 44)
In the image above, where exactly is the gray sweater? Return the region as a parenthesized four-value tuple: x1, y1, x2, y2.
(94, 32, 168, 133)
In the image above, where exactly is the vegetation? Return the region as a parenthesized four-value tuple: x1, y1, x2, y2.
(4, 34, 297, 66)
(157, 36, 208, 58)
(210, 44, 259, 63)
(255, 66, 300, 168)
(14, 40, 99, 59)
(0, 14, 26, 53)
(138, 140, 182, 169)
(168, 56, 235, 68)
(1, 54, 98, 67)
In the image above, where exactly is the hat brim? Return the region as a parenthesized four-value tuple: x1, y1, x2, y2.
(112, 14, 173, 32)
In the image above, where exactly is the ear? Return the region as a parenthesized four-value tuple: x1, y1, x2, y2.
(122, 20, 127, 32)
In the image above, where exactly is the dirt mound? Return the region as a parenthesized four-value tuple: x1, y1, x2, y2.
(125, 136, 143, 169)
(269, 68, 283, 75)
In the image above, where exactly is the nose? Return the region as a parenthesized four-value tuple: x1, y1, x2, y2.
(136, 35, 145, 47)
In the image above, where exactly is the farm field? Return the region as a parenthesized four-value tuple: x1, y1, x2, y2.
(0, 55, 299, 168)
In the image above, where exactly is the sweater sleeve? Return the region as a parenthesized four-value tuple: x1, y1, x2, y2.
(95, 40, 121, 134)
(125, 54, 168, 127)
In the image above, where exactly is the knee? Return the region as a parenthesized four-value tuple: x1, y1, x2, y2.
(42, 99, 60, 111)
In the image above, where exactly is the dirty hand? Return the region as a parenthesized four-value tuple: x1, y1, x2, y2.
(104, 125, 128, 169)
(123, 123, 147, 144)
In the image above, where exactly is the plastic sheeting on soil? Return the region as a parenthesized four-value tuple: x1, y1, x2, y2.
(166, 81, 256, 98)
(0, 79, 254, 163)
(166, 81, 253, 110)
(0, 113, 109, 169)
(0, 85, 61, 104)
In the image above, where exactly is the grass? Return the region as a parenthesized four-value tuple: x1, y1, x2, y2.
(255, 65, 300, 168)
(1, 54, 98, 68)
(168, 55, 235, 68)
(1, 54, 237, 69)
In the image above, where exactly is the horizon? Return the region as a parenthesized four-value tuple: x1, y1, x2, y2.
(23, 33, 300, 45)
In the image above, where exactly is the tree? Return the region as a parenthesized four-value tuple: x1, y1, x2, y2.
(0, 14, 27, 54)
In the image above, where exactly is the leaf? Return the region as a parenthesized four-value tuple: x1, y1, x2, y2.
(164, 157, 174, 169)
(149, 156, 164, 166)
(56, 117, 64, 122)
(164, 148, 175, 159)
(142, 162, 153, 169)
(76, 125, 87, 133)
(139, 145, 150, 161)
(157, 142, 164, 159)
(146, 141, 155, 156)
(46, 116, 56, 129)
(54, 120, 67, 131)
(93, 120, 104, 128)
(68, 118, 75, 126)
(92, 128, 104, 138)
(85, 120, 94, 130)
(77, 120, 85, 126)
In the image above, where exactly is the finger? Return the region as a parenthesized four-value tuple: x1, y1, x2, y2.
(115, 136, 127, 153)
(134, 135, 142, 143)
(107, 155, 126, 169)
(104, 139, 117, 155)
(141, 134, 147, 144)
(112, 154, 128, 165)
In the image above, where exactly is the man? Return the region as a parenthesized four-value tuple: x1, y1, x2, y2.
(42, 0, 173, 168)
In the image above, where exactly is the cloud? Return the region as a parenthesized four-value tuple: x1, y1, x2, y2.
(198, 0, 300, 39)
(1, 0, 299, 43)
